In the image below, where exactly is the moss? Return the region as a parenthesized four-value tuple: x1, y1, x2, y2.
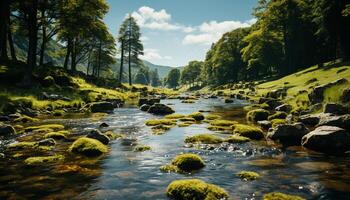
(210, 120, 237, 127)
(226, 135, 251, 143)
(69, 137, 108, 157)
(268, 111, 288, 120)
(25, 124, 65, 132)
(232, 124, 264, 140)
(151, 124, 173, 135)
(181, 100, 195, 103)
(24, 155, 64, 165)
(104, 131, 124, 140)
(271, 119, 287, 127)
(8, 141, 37, 149)
(171, 153, 205, 171)
(165, 113, 185, 119)
(160, 164, 179, 172)
(179, 117, 196, 122)
(52, 109, 65, 116)
(237, 171, 260, 181)
(145, 119, 176, 126)
(246, 109, 270, 122)
(188, 112, 205, 121)
(178, 121, 195, 127)
(134, 145, 151, 152)
(263, 192, 305, 200)
(207, 125, 232, 132)
(185, 134, 223, 144)
(166, 179, 229, 200)
(243, 103, 270, 111)
(13, 115, 39, 123)
(44, 131, 70, 140)
(13, 125, 25, 134)
(205, 114, 221, 120)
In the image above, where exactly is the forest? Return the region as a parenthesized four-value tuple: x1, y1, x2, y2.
(0, 0, 350, 200)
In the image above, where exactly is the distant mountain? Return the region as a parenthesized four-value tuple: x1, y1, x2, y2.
(142, 60, 180, 79)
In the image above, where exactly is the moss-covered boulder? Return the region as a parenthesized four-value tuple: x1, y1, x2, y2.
(104, 131, 124, 140)
(148, 103, 175, 115)
(44, 131, 70, 140)
(210, 120, 237, 127)
(232, 124, 264, 140)
(271, 119, 287, 127)
(268, 111, 288, 120)
(237, 171, 260, 181)
(226, 135, 251, 143)
(86, 129, 110, 145)
(179, 117, 196, 122)
(205, 114, 220, 120)
(263, 192, 305, 200)
(185, 134, 223, 144)
(52, 110, 65, 116)
(165, 113, 185, 119)
(13, 115, 39, 123)
(166, 179, 229, 200)
(134, 145, 151, 152)
(188, 112, 205, 121)
(24, 155, 64, 165)
(69, 137, 108, 157)
(247, 109, 270, 122)
(145, 119, 176, 126)
(25, 124, 65, 133)
(171, 154, 205, 172)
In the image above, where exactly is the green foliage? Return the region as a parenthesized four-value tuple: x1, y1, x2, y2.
(165, 68, 181, 89)
(181, 61, 203, 86)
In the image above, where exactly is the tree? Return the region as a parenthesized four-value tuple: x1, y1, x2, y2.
(134, 67, 150, 85)
(118, 15, 144, 85)
(181, 61, 203, 87)
(0, 0, 11, 61)
(150, 69, 161, 87)
(166, 68, 180, 89)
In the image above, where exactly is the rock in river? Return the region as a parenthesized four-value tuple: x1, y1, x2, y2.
(90, 102, 114, 113)
(148, 103, 175, 115)
(267, 123, 309, 145)
(0, 123, 16, 137)
(87, 129, 110, 145)
(302, 126, 350, 154)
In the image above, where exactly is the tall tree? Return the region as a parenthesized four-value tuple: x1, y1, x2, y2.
(118, 15, 144, 86)
(0, 0, 11, 61)
(166, 68, 180, 89)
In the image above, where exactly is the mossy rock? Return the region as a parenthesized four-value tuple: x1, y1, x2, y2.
(134, 145, 151, 152)
(145, 119, 176, 126)
(8, 140, 54, 151)
(165, 113, 185, 119)
(210, 120, 237, 127)
(226, 135, 251, 143)
(52, 110, 65, 116)
(237, 171, 260, 181)
(178, 121, 195, 127)
(171, 153, 205, 172)
(104, 131, 124, 140)
(188, 112, 205, 121)
(25, 124, 65, 133)
(181, 100, 195, 103)
(151, 124, 173, 135)
(69, 137, 108, 157)
(185, 134, 223, 144)
(160, 164, 179, 172)
(166, 179, 229, 200)
(24, 155, 64, 165)
(207, 125, 232, 132)
(44, 131, 70, 140)
(271, 119, 287, 127)
(205, 114, 221, 120)
(13, 115, 39, 123)
(247, 109, 270, 122)
(179, 117, 196, 122)
(42, 76, 55, 87)
(263, 192, 305, 200)
(268, 111, 288, 120)
(232, 124, 264, 140)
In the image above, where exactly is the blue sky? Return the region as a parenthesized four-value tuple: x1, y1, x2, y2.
(104, 0, 258, 67)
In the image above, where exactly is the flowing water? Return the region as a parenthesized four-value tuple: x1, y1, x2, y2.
(1, 98, 350, 199)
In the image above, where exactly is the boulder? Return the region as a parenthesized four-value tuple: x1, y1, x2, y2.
(87, 129, 110, 145)
(105, 98, 124, 108)
(138, 98, 160, 106)
(69, 137, 108, 156)
(224, 98, 234, 103)
(266, 88, 287, 99)
(0, 124, 16, 137)
(267, 123, 309, 145)
(148, 103, 175, 115)
(309, 78, 348, 104)
(258, 120, 272, 129)
(324, 103, 349, 115)
(90, 102, 114, 113)
(247, 109, 270, 122)
(0, 116, 10, 121)
(275, 104, 292, 113)
(341, 88, 350, 103)
(140, 104, 150, 111)
(99, 123, 109, 128)
(299, 113, 331, 126)
(302, 126, 350, 154)
(317, 114, 350, 131)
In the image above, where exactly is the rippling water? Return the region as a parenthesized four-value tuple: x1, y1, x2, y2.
(1, 98, 350, 199)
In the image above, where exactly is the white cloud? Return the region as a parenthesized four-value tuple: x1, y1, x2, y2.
(183, 19, 256, 45)
(140, 36, 149, 42)
(131, 6, 194, 32)
(140, 49, 172, 61)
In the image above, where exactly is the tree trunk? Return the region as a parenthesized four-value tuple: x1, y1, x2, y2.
(64, 39, 71, 70)
(86, 50, 91, 76)
(8, 24, 16, 61)
(128, 18, 132, 86)
(26, 0, 38, 82)
(118, 39, 124, 85)
(39, 10, 46, 66)
(0, 0, 10, 61)
(97, 40, 102, 78)
(70, 38, 76, 73)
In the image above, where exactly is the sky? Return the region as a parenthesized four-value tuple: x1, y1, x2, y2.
(104, 0, 258, 67)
